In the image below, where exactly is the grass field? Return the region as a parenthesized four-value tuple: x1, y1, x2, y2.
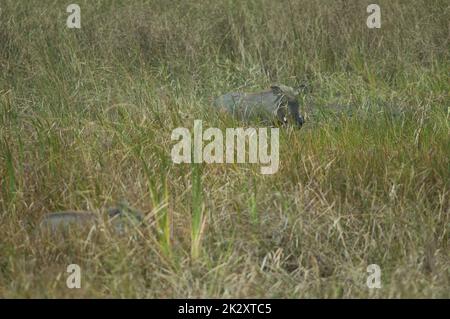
(0, 0, 449, 298)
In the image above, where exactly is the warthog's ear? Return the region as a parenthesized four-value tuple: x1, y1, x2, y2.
(270, 84, 297, 99)
(270, 84, 284, 95)
(294, 83, 310, 95)
(107, 207, 121, 218)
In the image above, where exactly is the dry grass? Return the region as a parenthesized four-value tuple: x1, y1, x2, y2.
(0, 0, 449, 298)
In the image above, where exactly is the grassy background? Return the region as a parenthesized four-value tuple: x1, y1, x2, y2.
(0, 0, 449, 298)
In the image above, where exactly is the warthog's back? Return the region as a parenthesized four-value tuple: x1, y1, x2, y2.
(214, 90, 283, 121)
(214, 90, 281, 109)
(39, 211, 97, 232)
(39, 205, 144, 234)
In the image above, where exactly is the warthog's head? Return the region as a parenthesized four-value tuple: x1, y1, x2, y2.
(106, 200, 144, 231)
(270, 84, 308, 127)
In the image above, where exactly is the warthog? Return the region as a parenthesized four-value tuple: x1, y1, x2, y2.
(213, 84, 307, 127)
(39, 202, 144, 234)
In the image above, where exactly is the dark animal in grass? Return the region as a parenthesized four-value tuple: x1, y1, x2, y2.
(39, 201, 144, 234)
(213, 84, 308, 127)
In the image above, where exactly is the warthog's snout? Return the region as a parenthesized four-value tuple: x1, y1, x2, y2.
(213, 84, 307, 127)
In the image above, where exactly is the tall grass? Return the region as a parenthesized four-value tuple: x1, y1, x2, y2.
(190, 163, 205, 260)
(0, 0, 448, 298)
